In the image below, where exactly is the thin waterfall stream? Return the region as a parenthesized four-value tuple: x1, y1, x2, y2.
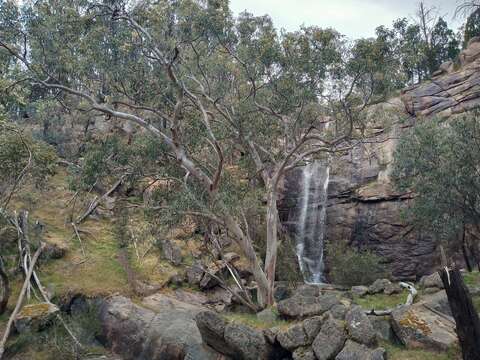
(295, 161, 330, 284)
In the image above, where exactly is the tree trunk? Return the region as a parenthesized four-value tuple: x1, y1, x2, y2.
(264, 184, 279, 306)
(223, 214, 270, 308)
(438, 268, 480, 360)
(462, 225, 473, 272)
(0, 257, 9, 315)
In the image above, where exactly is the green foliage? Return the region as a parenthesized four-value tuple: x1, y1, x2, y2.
(327, 240, 388, 286)
(6, 304, 105, 360)
(464, 8, 480, 46)
(392, 113, 480, 245)
(68, 133, 168, 191)
(354, 292, 407, 310)
(0, 119, 57, 199)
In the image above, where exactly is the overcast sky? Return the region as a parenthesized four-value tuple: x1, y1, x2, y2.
(229, 0, 465, 39)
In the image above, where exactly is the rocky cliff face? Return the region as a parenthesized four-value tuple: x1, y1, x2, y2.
(402, 37, 480, 117)
(280, 38, 480, 281)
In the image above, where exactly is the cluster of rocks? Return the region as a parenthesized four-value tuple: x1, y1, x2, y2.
(352, 279, 403, 298)
(196, 285, 387, 360)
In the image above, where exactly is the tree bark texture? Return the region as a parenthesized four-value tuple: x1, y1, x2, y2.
(439, 268, 480, 360)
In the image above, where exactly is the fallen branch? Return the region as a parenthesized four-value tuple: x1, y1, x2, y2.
(365, 282, 417, 316)
(0, 243, 45, 359)
(71, 222, 86, 258)
(75, 176, 125, 224)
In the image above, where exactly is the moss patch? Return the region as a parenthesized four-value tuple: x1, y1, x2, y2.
(353, 290, 408, 310)
(381, 341, 460, 360)
(224, 311, 291, 330)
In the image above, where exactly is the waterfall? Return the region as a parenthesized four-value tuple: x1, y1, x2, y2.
(295, 161, 330, 284)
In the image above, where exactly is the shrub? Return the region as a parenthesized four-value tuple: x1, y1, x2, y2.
(327, 240, 388, 286)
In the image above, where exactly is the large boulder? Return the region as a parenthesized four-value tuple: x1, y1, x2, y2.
(390, 303, 457, 351)
(14, 303, 59, 333)
(312, 317, 346, 360)
(196, 310, 273, 360)
(224, 322, 272, 360)
(345, 306, 377, 346)
(277, 293, 340, 319)
(335, 340, 386, 360)
(100, 295, 225, 360)
(368, 316, 395, 342)
(160, 239, 183, 266)
(368, 279, 391, 295)
(292, 347, 316, 360)
(277, 323, 309, 351)
(195, 310, 232, 357)
(419, 273, 444, 290)
(351, 286, 369, 297)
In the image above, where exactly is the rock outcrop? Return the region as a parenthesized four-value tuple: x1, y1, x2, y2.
(402, 37, 480, 118)
(280, 39, 480, 281)
(99, 294, 226, 360)
(279, 103, 440, 280)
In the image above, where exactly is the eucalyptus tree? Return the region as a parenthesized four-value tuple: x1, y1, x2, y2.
(1, 0, 373, 306)
(393, 114, 480, 271)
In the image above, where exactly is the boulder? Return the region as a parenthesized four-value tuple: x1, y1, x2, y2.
(330, 304, 348, 320)
(293, 347, 316, 360)
(277, 323, 309, 351)
(256, 307, 278, 324)
(224, 322, 272, 360)
(195, 310, 233, 357)
(351, 286, 369, 297)
(186, 261, 204, 286)
(368, 316, 395, 342)
(312, 317, 346, 360)
(335, 340, 386, 360)
(302, 315, 324, 341)
(419, 273, 444, 290)
(277, 293, 340, 319)
(368, 279, 392, 295)
(390, 304, 457, 351)
(100, 295, 225, 360)
(160, 239, 183, 266)
(14, 303, 59, 333)
(384, 282, 403, 295)
(345, 306, 377, 346)
(274, 282, 293, 301)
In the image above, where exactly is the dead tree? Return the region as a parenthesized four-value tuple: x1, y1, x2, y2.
(439, 267, 480, 360)
(0, 257, 9, 315)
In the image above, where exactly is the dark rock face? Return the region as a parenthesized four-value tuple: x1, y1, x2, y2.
(279, 103, 439, 281)
(280, 40, 480, 281)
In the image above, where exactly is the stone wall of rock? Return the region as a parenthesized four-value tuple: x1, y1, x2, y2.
(280, 38, 480, 282)
(401, 37, 480, 117)
(279, 101, 440, 281)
